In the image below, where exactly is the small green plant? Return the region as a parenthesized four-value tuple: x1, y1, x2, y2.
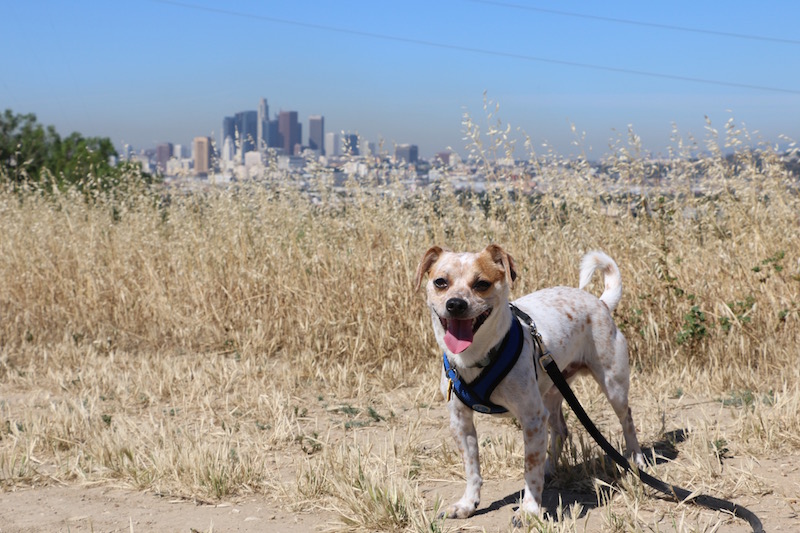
(752, 250, 786, 281)
(366, 406, 385, 422)
(334, 404, 359, 417)
(719, 295, 755, 332)
(677, 305, 708, 345)
(295, 432, 322, 455)
(722, 390, 756, 408)
(721, 389, 775, 409)
(710, 438, 730, 459)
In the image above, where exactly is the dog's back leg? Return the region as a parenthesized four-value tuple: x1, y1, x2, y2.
(590, 335, 645, 468)
(542, 388, 568, 476)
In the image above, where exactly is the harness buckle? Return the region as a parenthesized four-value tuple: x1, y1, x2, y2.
(539, 351, 554, 373)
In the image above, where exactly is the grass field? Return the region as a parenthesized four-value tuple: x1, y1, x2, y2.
(1, 118, 799, 531)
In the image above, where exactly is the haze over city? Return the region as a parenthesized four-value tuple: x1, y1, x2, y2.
(3, 0, 800, 159)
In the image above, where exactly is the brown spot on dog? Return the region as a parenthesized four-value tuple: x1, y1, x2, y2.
(566, 313, 573, 321)
(586, 316, 592, 324)
(525, 451, 543, 471)
(561, 362, 586, 380)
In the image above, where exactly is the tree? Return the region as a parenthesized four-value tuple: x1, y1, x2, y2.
(0, 109, 153, 191)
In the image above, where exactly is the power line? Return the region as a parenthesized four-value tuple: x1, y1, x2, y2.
(469, 0, 800, 46)
(151, 0, 800, 95)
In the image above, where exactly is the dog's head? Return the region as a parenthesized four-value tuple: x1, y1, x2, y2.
(415, 244, 517, 355)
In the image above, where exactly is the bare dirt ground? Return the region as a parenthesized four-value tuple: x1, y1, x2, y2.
(1, 389, 798, 533)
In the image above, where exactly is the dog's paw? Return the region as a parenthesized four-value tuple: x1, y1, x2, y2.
(512, 499, 543, 529)
(438, 499, 479, 519)
(631, 451, 647, 470)
(512, 509, 543, 529)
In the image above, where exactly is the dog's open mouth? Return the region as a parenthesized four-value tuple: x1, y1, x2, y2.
(440, 308, 492, 354)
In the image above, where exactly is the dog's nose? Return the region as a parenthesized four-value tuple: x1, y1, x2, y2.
(446, 298, 469, 316)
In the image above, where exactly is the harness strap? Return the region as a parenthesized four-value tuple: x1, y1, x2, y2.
(443, 314, 524, 414)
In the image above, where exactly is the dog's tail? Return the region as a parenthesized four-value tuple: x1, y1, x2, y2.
(579, 251, 622, 313)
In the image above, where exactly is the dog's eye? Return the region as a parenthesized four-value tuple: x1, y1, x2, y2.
(473, 280, 492, 292)
(433, 278, 449, 289)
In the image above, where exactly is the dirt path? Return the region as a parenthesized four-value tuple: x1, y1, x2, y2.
(0, 462, 796, 533)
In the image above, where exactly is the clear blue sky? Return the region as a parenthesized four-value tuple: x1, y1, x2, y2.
(3, 0, 799, 159)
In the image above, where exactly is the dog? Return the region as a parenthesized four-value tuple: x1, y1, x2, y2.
(415, 244, 644, 523)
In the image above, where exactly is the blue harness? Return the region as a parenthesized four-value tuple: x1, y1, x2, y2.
(443, 310, 526, 414)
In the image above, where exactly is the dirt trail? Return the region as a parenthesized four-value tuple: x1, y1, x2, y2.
(0, 462, 796, 533)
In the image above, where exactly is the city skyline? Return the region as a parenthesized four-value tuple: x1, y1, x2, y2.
(3, 1, 799, 159)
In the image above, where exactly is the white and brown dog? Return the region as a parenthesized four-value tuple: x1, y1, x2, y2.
(415, 244, 644, 523)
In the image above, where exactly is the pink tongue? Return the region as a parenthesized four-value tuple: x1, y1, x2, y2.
(444, 318, 474, 354)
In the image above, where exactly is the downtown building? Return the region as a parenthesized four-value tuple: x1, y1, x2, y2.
(278, 111, 301, 155)
(395, 144, 418, 164)
(257, 97, 270, 158)
(221, 111, 257, 163)
(308, 115, 324, 155)
(155, 142, 173, 174)
(193, 136, 213, 176)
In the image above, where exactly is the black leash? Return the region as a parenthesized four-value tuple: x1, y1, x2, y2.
(510, 305, 765, 533)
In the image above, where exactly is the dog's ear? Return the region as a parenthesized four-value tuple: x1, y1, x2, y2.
(414, 246, 443, 291)
(485, 244, 517, 285)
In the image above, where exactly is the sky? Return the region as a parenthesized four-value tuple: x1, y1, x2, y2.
(3, 0, 800, 159)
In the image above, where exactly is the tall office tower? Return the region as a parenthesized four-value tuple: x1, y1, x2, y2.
(325, 132, 340, 157)
(297, 124, 302, 155)
(268, 117, 281, 149)
(395, 144, 419, 164)
(193, 136, 212, 176)
(342, 133, 359, 156)
(278, 111, 301, 155)
(155, 142, 173, 174)
(235, 111, 258, 160)
(257, 98, 270, 156)
(222, 116, 235, 151)
(308, 115, 324, 154)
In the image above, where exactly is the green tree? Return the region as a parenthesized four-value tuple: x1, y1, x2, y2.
(0, 109, 154, 191)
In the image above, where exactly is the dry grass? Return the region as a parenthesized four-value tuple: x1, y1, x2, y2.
(1, 113, 799, 531)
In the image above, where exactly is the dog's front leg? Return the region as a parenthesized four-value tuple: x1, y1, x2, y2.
(515, 406, 549, 525)
(441, 398, 482, 519)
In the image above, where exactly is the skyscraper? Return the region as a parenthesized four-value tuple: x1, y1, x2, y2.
(308, 115, 324, 155)
(193, 136, 212, 176)
(155, 142, 173, 174)
(278, 111, 301, 155)
(268, 118, 281, 149)
(342, 133, 359, 156)
(235, 111, 258, 160)
(257, 98, 270, 157)
(222, 116, 235, 150)
(395, 144, 418, 164)
(325, 132, 340, 157)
